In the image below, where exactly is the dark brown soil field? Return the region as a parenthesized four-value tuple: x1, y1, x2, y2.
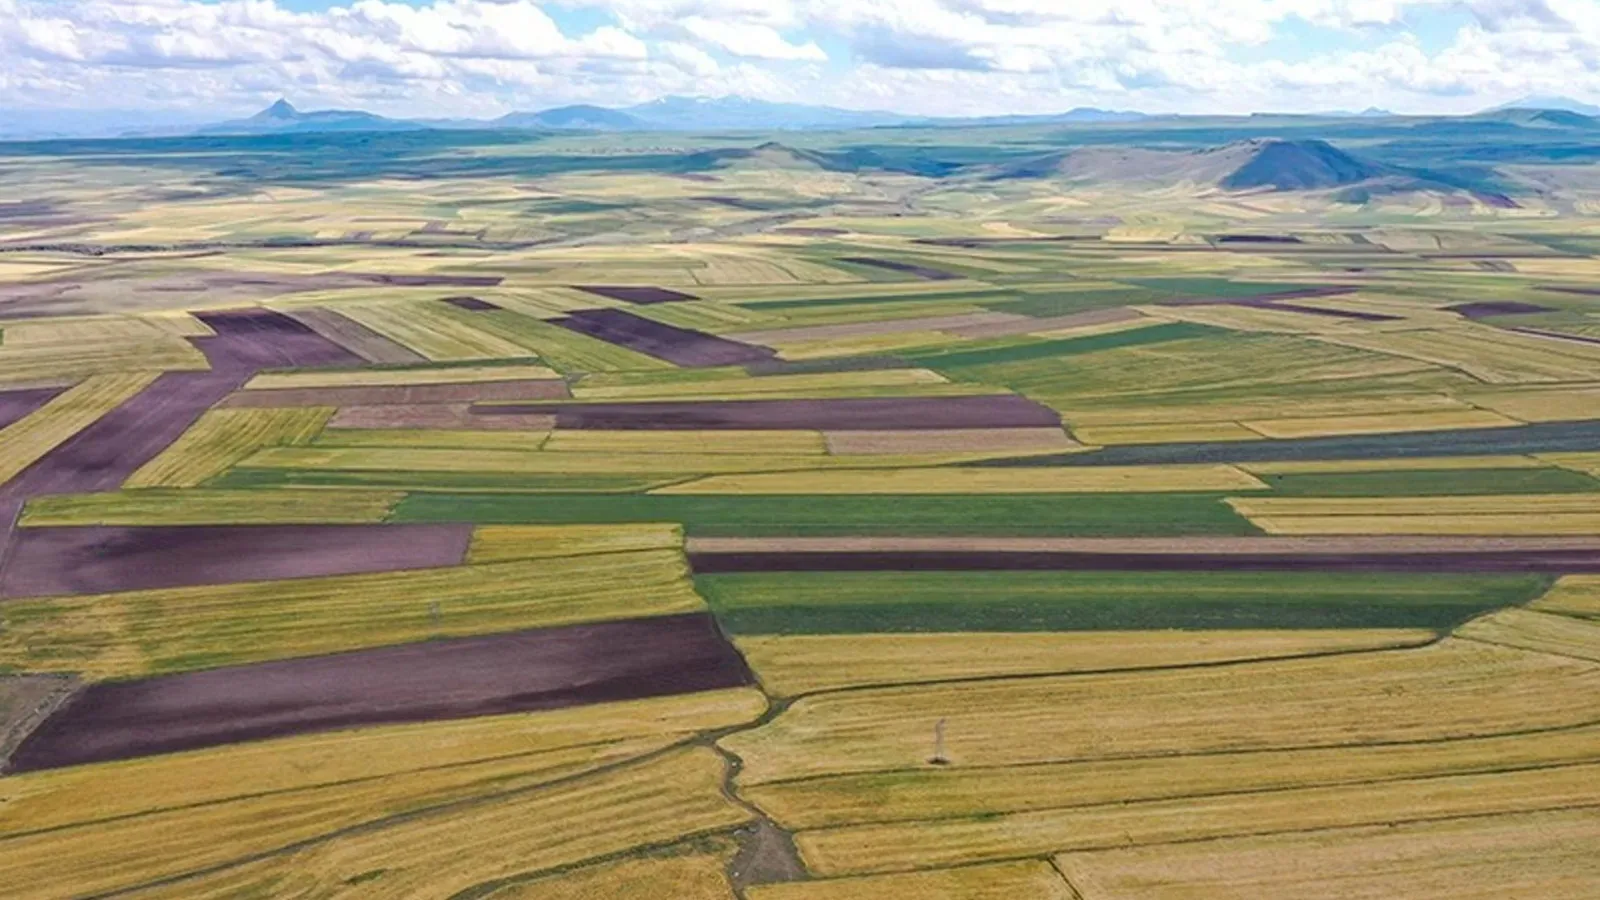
(0, 523, 473, 599)
(329, 404, 556, 430)
(220, 379, 570, 408)
(7, 613, 753, 772)
(837, 257, 960, 280)
(0, 674, 78, 770)
(440, 296, 501, 311)
(552, 309, 777, 367)
(287, 308, 428, 365)
(1266, 301, 1401, 321)
(476, 395, 1061, 430)
(573, 285, 700, 304)
(688, 549, 1600, 574)
(0, 387, 65, 429)
(1447, 301, 1554, 318)
(193, 309, 366, 373)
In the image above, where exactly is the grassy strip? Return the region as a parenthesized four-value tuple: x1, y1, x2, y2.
(391, 492, 1261, 537)
(214, 467, 672, 494)
(695, 571, 1552, 634)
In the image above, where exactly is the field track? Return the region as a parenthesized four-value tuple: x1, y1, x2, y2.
(7, 612, 752, 772)
(0, 523, 473, 598)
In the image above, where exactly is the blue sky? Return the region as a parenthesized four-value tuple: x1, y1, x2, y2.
(2, 1, 1596, 118)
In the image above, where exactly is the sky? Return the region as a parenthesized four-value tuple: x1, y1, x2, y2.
(0, 0, 1596, 119)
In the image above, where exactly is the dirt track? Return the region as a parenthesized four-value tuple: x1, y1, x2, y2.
(7, 613, 753, 772)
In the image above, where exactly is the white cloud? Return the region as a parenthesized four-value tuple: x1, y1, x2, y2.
(0, 0, 1593, 118)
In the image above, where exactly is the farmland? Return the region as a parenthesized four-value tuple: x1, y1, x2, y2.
(2, 113, 1600, 898)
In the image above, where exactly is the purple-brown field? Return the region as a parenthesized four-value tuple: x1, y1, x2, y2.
(0, 523, 473, 598)
(573, 285, 700, 304)
(329, 403, 556, 430)
(6, 613, 754, 772)
(0, 387, 64, 430)
(475, 394, 1062, 430)
(1447, 301, 1554, 318)
(219, 378, 570, 408)
(552, 308, 777, 366)
(439, 295, 501, 311)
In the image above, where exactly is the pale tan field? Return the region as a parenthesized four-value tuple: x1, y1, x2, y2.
(1531, 575, 1600, 618)
(1455, 607, 1600, 661)
(483, 847, 739, 900)
(821, 428, 1078, 455)
(245, 363, 561, 389)
(1055, 808, 1600, 900)
(1239, 408, 1521, 438)
(748, 860, 1074, 900)
(719, 642, 1600, 785)
(19, 488, 403, 526)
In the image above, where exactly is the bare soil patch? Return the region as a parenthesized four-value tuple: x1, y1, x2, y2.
(1447, 301, 1554, 319)
(837, 256, 960, 280)
(7, 613, 753, 771)
(553, 309, 777, 367)
(478, 395, 1061, 431)
(0, 523, 472, 599)
(0, 674, 78, 772)
(440, 296, 501, 311)
(573, 285, 700, 304)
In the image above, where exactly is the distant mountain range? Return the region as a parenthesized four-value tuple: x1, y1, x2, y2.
(189, 96, 1149, 137)
(8, 93, 1600, 142)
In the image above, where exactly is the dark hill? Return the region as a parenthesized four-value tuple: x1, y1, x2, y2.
(1219, 139, 1389, 191)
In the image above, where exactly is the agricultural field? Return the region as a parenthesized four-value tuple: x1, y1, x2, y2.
(1, 114, 1599, 899)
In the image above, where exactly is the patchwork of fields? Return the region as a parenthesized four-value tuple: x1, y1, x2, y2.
(1, 127, 1599, 899)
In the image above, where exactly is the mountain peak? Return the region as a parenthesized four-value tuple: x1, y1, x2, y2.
(1220, 139, 1388, 191)
(254, 99, 299, 121)
(1491, 95, 1600, 116)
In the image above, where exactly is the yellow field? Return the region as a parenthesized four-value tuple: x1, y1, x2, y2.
(657, 464, 1268, 495)
(1071, 421, 1263, 445)
(314, 428, 551, 451)
(745, 721, 1600, 831)
(19, 488, 403, 526)
(795, 761, 1600, 875)
(0, 326, 205, 387)
(1316, 326, 1600, 383)
(245, 363, 561, 389)
(0, 372, 159, 485)
(748, 861, 1073, 900)
(821, 428, 1077, 456)
(735, 630, 1433, 696)
(1469, 385, 1600, 422)
(1240, 454, 1545, 474)
(777, 331, 957, 360)
(124, 407, 333, 488)
(1062, 391, 1472, 427)
(1240, 408, 1520, 438)
(1545, 452, 1600, 477)
(483, 847, 738, 899)
(1229, 494, 1600, 535)
(0, 689, 763, 836)
(544, 429, 827, 456)
(0, 548, 705, 678)
(467, 523, 683, 563)
(1531, 576, 1600, 618)
(1456, 607, 1600, 661)
(5, 747, 751, 900)
(334, 301, 535, 360)
(719, 641, 1600, 785)
(1055, 808, 1600, 900)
